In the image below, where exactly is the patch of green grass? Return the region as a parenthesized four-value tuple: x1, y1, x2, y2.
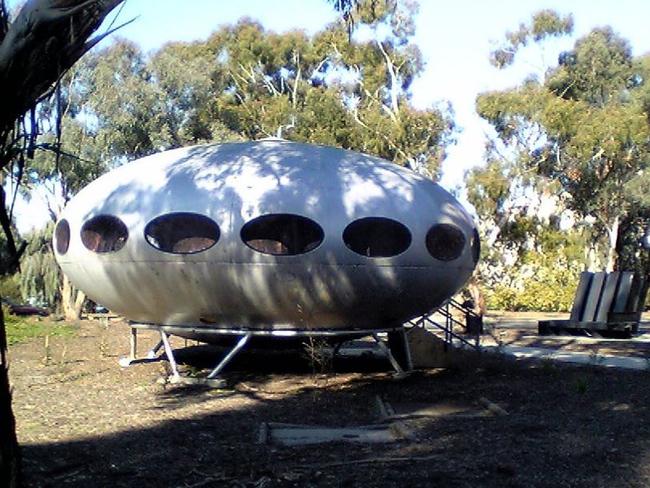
(4, 314, 76, 346)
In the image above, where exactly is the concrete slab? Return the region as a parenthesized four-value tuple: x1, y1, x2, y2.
(487, 345, 650, 371)
(262, 423, 403, 446)
(382, 401, 489, 419)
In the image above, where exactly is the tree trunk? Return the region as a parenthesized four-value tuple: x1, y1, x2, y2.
(0, 301, 20, 488)
(467, 278, 486, 316)
(605, 215, 620, 272)
(0, 1, 126, 484)
(61, 274, 85, 320)
(584, 235, 602, 272)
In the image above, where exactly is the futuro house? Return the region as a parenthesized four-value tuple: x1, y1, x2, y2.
(53, 139, 479, 337)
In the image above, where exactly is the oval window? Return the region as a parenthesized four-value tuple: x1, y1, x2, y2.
(241, 214, 324, 256)
(145, 213, 220, 254)
(471, 227, 480, 264)
(81, 215, 128, 253)
(343, 217, 412, 257)
(426, 223, 465, 261)
(54, 219, 70, 255)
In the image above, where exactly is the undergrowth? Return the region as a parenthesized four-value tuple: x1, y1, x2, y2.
(4, 311, 76, 346)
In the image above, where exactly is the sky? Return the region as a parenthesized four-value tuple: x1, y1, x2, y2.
(9, 0, 650, 233)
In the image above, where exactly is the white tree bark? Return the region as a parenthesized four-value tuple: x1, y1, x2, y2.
(605, 215, 620, 272)
(61, 273, 85, 320)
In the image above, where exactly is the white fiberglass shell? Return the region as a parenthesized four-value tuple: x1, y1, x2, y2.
(54, 140, 479, 330)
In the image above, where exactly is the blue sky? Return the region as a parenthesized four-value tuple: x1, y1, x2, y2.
(9, 0, 650, 232)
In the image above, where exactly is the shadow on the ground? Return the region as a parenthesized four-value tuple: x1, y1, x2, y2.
(18, 345, 650, 488)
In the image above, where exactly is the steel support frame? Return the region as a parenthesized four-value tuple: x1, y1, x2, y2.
(371, 331, 412, 375)
(120, 323, 412, 381)
(158, 330, 252, 386)
(118, 327, 163, 367)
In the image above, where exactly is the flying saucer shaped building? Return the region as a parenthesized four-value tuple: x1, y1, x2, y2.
(53, 139, 479, 335)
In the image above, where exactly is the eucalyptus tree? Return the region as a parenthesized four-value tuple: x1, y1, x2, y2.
(477, 10, 650, 272)
(209, 1, 453, 177)
(465, 153, 586, 311)
(64, 1, 454, 179)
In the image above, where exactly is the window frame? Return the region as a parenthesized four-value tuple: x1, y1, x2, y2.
(425, 223, 466, 262)
(54, 219, 70, 255)
(80, 214, 129, 254)
(144, 212, 221, 255)
(342, 216, 412, 258)
(240, 213, 325, 256)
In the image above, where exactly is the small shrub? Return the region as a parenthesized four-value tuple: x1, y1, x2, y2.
(485, 267, 578, 312)
(302, 337, 333, 374)
(0, 274, 22, 302)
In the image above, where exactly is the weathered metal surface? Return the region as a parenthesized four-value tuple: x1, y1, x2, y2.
(595, 272, 619, 322)
(613, 272, 635, 313)
(569, 272, 593, 321)
(581, 272, 606, 321)
(54, 140, 478, 331)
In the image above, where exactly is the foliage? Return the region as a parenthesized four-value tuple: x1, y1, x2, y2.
(476, 216, 585, 311)
(45, 1, 454, 180)
(489, 9, 574, 68)
(477, 11, 650, 273)
(466, 148, 587, 312)
(0, 275, 21, 303)
(485, 254, 580, 312)
(18, 225, 59, 308)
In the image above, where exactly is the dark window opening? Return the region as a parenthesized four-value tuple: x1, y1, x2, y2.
(241, 214, 324, 256)
(343, 217, 411, 257)
(54, 219, 70, 255)
(81, 215, 128, 253)
(471, 227, 480, 264)
(426, 223, 465, 261)
(145, 213, 220, 254)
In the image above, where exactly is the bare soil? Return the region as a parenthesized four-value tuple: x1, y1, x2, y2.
(8, 317, 650, 487)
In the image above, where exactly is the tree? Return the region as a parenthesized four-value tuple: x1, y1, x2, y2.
(465, 154, 586, 311)
(19, 224, 60, 309)
(58, 1, 454, 180)
(477, 11, 650, 272)
(0, 1, 125, 485)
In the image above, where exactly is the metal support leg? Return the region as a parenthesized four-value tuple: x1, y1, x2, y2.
(160, 331, 181, 378)
(207, 333, 252, 379)
(372, 333, 405, 375)
(399, 327, 413, 371)
(119, 327, 165, 367)
(387, 328, 413, 372)
(146, 340, 164, 359)
(119, 327, 139, 367)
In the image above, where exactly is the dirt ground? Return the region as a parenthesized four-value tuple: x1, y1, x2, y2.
(8, 316, 650, 488)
